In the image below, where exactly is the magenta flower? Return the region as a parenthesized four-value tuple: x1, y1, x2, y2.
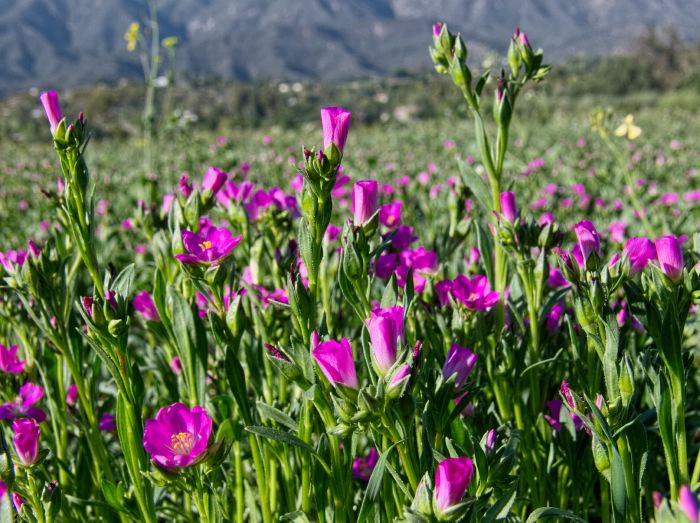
(352, 448, 379, 482)
(99, 413, 116, 432)
(499, 191, 518, 223)
(375, 253, 399, 279)
(655, 235, 684, 283)
(179, 174, 192, 198)
(389, 225, 418, 250)
(66, 384, 78, 407)
(0, 250, 27, 272)
(0, 383, 46, 422)
(435, 279, 453, 307)
(0, 345, 25, 374)
(432, 21, 443, 38)
(608, 221, 627, 244)
(352, 180, 379, 225)
(311, 335, 358, 390)
(544, 399, 563, 431)
(451, 275, 499, 311)
(320, 106, 351, 153)
(442, 344, 478, 388)
(39, 91, 63, 134)
(574, 220, 601, 264)
(623, 237, 656, 274)
(143, 403, 212, 469)
(433, 457, 474, 514)
(133, 291, 160, 322)
(546, 302, 565, 332)
(175, 228, 242, 266)
(202, 166, 227, 195)
(380, 201, 402, 228)
(12, 418, 40, 466)
(679, 485, 699, 523)
(366, 306, 404, 376)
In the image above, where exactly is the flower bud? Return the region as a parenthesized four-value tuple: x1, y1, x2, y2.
(442, 344, 478, 389)
(39, 91, 63, 135)
(655, 235, 684, 283)
(202, 167, 227, 195)
(311, 336, 358, 390)
(12, 418, 40, 466)
(433, 457, 473, 516)
(320, 106, 351, 154)
(499, 191, 518, 223)
(622, 237, 655, 275)
(679, 485, 699, 523)
(352, 180, 379, 226)
(618, 354, 635, 406)
(574, 220, 601, 266)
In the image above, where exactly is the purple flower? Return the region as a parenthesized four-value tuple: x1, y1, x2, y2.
(12, 418, 40, 466)
(546, 302, 565, 332)
(451, 275, 500, 311)
(574, 220, 601, 264)
(608, 221, 627, 244)
(500, 191, 518, 223)
(0, 250, 27, 272)
(544, 400, 563, 431)
(434, 279, 453, 307)
(679, 485, 699, 523)
(389, 225, 418, 250)
(375, 253, 399, 279)
(66, 384, 78, 407)
(320, 106, 351, 153)
(433, 457, 474, 514)
(0, 383, 46, 423)
(485, 429, 496, 453)
(0, 345, 25, 374)
(99, 413, 116, 432)
(178, 175, 193, 198)
(311, 335, 358, 390)
(655, 235, 684, 283)
(547, 266, 569, 288)
(380, 201, 402, 228)
(623, 237, 656, 275)
(352, 180, 379, 225)
(143, 403, 212, 469)
(133, 291, 160, 322)
(366, 306, 404, 376)
(39, 91, 63, 133)
(352, 448, 379, 482)
(432, 21, 443, 38)
(175, 228, 242, 266)
(202, 167, 227, 195)
(442, 344, 478, 388)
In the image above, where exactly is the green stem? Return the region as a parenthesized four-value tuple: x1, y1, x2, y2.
(233, 441, 245, 523)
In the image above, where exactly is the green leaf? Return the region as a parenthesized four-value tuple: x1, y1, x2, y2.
(525, 507, 587, 523)
(111, 263, 135, 296)
(610, 448, 627, 518)
(482, 485, 517, 522)
(457, 157, 491, 214)
(256, 402, 299, 432)
(245, 426, 318, 457)
(226, 347, 253, 426)
(357, 443, 398, 523)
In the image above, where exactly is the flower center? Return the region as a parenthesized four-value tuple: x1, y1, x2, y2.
(198, 240, 212, 250)
(170, 431, 195, 454)
(468, 292, 479, 301)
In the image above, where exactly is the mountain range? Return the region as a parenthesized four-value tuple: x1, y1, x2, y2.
(2, 0, 700, 96)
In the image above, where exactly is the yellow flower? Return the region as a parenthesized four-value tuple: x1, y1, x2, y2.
(162, 37, 179, 49)
(614, 114, 641, 140)
(124, 22, 140, 52)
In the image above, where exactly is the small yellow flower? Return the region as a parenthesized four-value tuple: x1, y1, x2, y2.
(614, 114, 641, 140)
(162, 37, 179, 49)
(124, 22, 140, 52)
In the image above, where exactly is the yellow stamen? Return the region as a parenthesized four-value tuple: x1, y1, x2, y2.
(198, 240, 212, 250)
(170, 432, 195, 454)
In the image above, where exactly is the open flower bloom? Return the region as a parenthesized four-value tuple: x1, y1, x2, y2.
(0, 250, 27, 272)
(574, 220, 601, 264)
(143, 403, 212, 469)
(12, 418, 40, 466)
(433, 457, 474, 514)
(175, 227, 242, 266)
(389, 225, 418, 250)
(655, 235, 684, 283)
(0, 345, 26, 374)
(352, 448, 379, 482)
(442, 344, 478, 388)
(0, 383, 46, 422)
(623, 237, 656, 274)
(450, 275, 499, 311)
(311, 336, 358, 390)
(99, 413, 116, 432)
(133, 291, 160, 322)
(380, 201, 402, 228)
(320, 106, 351, 153)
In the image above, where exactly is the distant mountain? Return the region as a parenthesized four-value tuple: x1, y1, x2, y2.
(2, 0, 700, 96)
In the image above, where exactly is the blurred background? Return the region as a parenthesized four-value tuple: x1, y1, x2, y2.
(2, 0, 700, 137)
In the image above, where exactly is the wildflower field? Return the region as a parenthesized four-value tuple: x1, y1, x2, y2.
(0, 24, 699, 523)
